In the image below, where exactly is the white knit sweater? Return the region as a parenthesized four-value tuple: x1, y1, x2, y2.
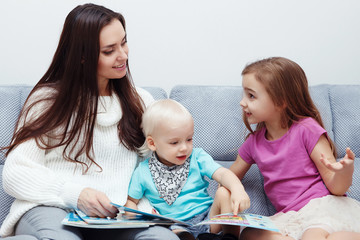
(0, 87, 154, 237)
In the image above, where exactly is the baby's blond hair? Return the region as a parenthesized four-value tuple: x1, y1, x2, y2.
(138, 99, 193, 157)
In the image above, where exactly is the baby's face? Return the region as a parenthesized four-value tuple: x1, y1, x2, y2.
(150, 117, 194, 166)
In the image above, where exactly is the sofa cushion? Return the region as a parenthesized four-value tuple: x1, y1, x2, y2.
(170, 85, 247, 162)
(348, 159, 360, 201)
(142, 86, 167, 100)
(309, 85, 334, 141)
(0, 165, 14, 228)
(0, 86, 32, 165)
(329, 85, 360, 158)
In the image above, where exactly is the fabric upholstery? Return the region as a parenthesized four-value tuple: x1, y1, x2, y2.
(142, 86, 168, 100)
(170, 85, 247, 161)
(0, 86, 31, 165)
(309, 85, 334, 141)
(0, 165, 14, 231)
(329, 85, 360, 158)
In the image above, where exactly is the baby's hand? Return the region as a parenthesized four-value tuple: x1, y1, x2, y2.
(231, 190, 250, 216)
(320, 148, 355, 173)
(151, 208, 160, 215)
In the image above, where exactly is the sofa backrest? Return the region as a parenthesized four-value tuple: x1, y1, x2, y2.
(170, 84, 360, 161)
(170, 85, 245, 163)
(328, 85, 360, 157)
(0, 85, 33, 228)
(0, 86, 33, 165)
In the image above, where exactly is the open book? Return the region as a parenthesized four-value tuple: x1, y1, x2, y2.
(62, 202, 188, 229)
(62, 202, 279, 232)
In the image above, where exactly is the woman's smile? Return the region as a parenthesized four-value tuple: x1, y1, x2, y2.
(113, 63, 126, 71)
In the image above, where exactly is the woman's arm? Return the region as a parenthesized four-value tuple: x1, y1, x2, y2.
(3, 139, 68, 205)
(311, 135, 354, 195)
(3, 138, 118, 218)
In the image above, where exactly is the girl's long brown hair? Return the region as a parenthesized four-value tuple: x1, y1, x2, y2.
(242, 57, 337, 157)
(4, 4, 145, 172)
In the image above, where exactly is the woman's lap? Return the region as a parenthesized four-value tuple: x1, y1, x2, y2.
(15, 206, 82, 240)
(14, 206, 179, 240)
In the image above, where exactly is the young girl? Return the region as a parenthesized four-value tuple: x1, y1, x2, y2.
(230, 57, 360, 240)
(125, 99, 250, 240)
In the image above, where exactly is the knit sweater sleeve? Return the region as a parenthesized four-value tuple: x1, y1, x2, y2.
(3, 139, 74, 208)
(2, 87, 81, 209)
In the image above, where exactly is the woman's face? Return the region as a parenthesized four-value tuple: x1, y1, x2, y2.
(97, 19, 129, 95)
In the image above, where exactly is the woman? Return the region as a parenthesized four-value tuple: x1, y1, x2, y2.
(0, 3, 179, 240)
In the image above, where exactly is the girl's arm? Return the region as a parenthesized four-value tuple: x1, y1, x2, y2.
(212, 166, 250, 215)
(229, 154, 252, 180)
(311, 135, 354, 195)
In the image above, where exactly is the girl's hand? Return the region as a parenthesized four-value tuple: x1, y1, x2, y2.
(77, 187, 118, 218)
(231, 190, 250, 215)
(320, 148, 355, 174)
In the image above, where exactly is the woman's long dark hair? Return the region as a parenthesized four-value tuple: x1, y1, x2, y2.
(4, 4, 145, 172)
(242, 57, 337, 157)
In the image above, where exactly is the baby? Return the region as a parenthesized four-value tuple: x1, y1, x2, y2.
(126, 99, 250, 240)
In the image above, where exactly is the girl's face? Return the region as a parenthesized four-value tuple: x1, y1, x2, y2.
(97, 19, 129, 95)
(147, 117, 194, 166)
(240, 73, 282, 126)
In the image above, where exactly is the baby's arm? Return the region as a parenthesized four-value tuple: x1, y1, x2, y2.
(124, 196, 140, 215)
(311, 135, 354, 195)
(125, 196, 140, 209)
(212, 166, 250, 215)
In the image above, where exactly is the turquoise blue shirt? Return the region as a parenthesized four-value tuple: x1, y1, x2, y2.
(128, 148, 221, 221)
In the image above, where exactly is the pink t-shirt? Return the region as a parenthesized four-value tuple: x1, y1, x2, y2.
(238, 117, 330, 213)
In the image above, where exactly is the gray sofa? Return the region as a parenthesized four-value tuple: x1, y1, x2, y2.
(1, 84, 360, 236)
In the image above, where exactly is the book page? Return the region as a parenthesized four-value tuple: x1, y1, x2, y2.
(197, 213, 279, 232)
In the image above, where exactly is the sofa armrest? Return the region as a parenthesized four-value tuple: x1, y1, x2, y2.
(0, 165, 15, 227)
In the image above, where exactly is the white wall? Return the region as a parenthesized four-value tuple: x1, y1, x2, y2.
(1, 0, 359, 93)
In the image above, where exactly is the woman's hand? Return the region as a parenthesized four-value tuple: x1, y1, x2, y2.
(77, 187, 118, 218)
